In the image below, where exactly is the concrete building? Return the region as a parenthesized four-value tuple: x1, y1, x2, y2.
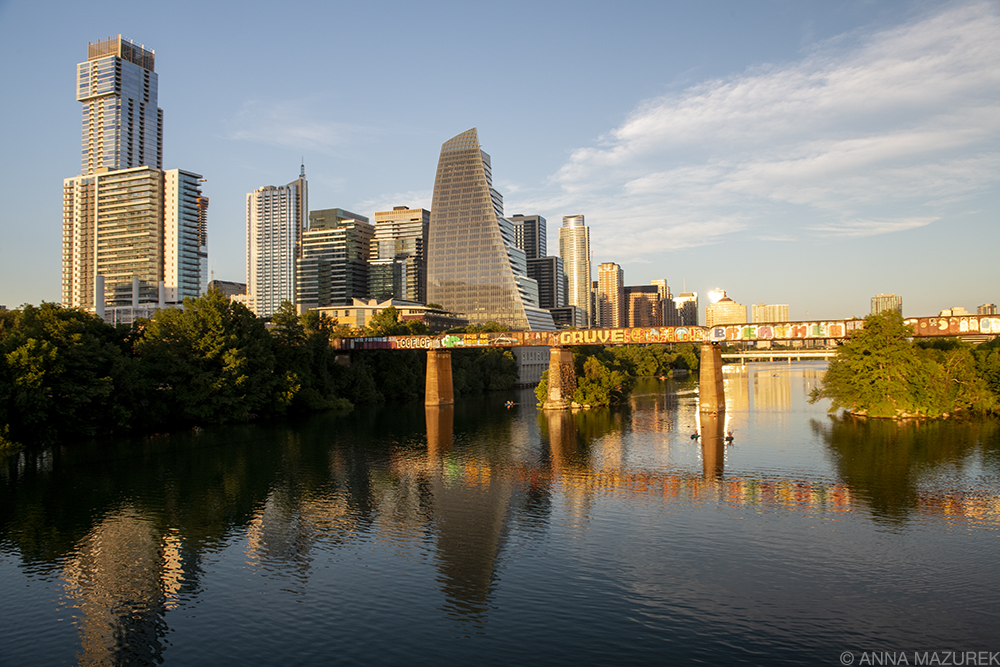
(246, 167, 308, 318)
(559, 215, 592, 327)
(370, 206, 429, 304)
(296, 208, 373, 310)
(706, 296, 747, 327)
(597, 262, 624, 328)
(939, 306, 971, 317)
(316, 298, 467, 333)
(426, 128, 553, 330)
(752, 303, 790, 323)
(871, 293, 902, 316)
(979, 304, 998, 315)
(62, 37, 206, 316)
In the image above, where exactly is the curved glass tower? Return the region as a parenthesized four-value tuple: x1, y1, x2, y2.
(427, 129, 554, 331)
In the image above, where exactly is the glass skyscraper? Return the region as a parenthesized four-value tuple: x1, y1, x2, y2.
(427, 129, 554, 331)
(559, 215, 592, 326)
(297, 208, 373, 309)
(370, 206, 429, 303)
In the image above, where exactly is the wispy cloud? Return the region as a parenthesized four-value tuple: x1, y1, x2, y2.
(527, 2, 1000, 252)
(225, 99, 377, 153)
(353, 190, 433, 216)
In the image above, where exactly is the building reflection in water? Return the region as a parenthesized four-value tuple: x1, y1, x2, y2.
(61, 506, 173, 666)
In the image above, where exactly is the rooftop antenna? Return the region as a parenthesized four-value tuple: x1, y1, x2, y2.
(300, 158, 305, 179)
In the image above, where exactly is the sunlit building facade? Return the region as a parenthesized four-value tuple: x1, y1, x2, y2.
(427, 128, 554, 330)
(706, 296, 748, 327)
(370, 206, 429, 303)
(597, 262, 624, 328)
(298, 208, 373, 309)
(559, 215, 592, 326)
(752, 303, 790, 323)
(246, 168, 308, 318)
(871, 293, 902, 316)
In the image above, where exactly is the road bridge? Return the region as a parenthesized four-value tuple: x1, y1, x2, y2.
(329, 314, 1000, 410)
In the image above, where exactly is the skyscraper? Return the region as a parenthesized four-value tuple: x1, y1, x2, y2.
(427, 128, 554, 330)
(77, 36, 162, 174)
(298, 208, 373, 309)
(370, 206, 430, 303)
(752, 303, 790, 323)
(597, 262, 624, 328)
(706, 296, 748, 327)
(62, 37, 205, 315)
(527, 256, 566, 310)
(674, 292, 699, 326)
(871, 293, 903, 316)
(510, 215, 546, 260)
(625, 285, 662, 327)
(559, 215, 592, 326)
(246, 167, 308, 318)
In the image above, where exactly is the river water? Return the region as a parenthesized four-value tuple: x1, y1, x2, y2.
(2, 362, 999, 666)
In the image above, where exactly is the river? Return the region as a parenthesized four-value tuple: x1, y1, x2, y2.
(2, 362, 999, 665)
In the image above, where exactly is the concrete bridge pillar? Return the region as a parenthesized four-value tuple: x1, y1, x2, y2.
(425, 349, 454, 406)
(699, 342, 725, 414)
(542, 347, 577, 410)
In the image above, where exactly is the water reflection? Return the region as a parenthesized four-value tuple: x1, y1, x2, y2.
(2, 369, 1000, 665)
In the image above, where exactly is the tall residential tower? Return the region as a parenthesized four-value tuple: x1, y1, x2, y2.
(559, 215, 592, 326)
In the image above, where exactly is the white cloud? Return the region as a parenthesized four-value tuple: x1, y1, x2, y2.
(225, 99, 376, 153)
(353, 190, 433, 216)
(534, 2, 1000, 255)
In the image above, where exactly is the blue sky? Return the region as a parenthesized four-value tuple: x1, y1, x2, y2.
(0, 0, 997, 320)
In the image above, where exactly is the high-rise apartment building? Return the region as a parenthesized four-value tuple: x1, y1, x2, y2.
(62, 37, 205, 315)
(560, 215, 592, 326)
(298, 208, 373, 309)
(77, 36, 162, 174)
(673, 292, 699, 326)
(597, 262, 624, 328)
(246, 167, 308, 318)
(426, 128, 554, 330)
(370, 206, 429, 303)
(871, 293, 902, 316)
(511, 215, 546, 260)
(752, 303, 790, 323)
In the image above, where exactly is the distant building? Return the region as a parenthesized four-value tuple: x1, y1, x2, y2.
(625, 285, 661, 327)
(527, 256, 566, 310)
(426, 128, 553, 330)
(246, 167, 308, 318)
(752, 303, 790, 323)
(707, 288, 727, 305)
(370, 206, 429, 304)
(510, 215, 546, 260)
(706, 296, 747, 327)
(316, 298, 467, 333)
(673, 292, 699, 326)
(560, 215, 592, 327)
(979, 304, 998, 315)
(597, 262, 624, 327)
(871, 293, 902, 316)
(298, 208, 373, 310)
(208, 280, 246, 300)
(939, 306, 971, 317)
(548, 305, 587, 329)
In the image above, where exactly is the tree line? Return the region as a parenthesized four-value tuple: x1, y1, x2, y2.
(810, 310, 1000, 419)
(0, 292, 519, 449)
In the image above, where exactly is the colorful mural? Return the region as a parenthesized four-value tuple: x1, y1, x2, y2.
(330, 315, 998, 350)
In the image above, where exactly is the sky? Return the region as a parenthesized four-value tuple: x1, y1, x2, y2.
(0, 0, 997, 321)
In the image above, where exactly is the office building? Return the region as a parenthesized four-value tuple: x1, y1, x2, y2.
(752, 303, 790, 323)
(979, 304, 998, 315)
(208, 280, 246, 300)
(597, 262, 624, 328)
(527, 256, 566, 310)
(370, 206, 429, 303)
(62, 37, 206, 316)
(871, 293, 902, 316)
(674, 292, 699, 326)
(625, 285, 661, 328)
(426, 128, 554, 330)
(297, 208, 374, 309)
(706, 296, 748, 327)
(560, 215, 592, 326)
(246, 167, 308, 318)
(511, 214, 546, 260)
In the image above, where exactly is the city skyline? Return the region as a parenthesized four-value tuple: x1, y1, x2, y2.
(1, 1, 998, 319)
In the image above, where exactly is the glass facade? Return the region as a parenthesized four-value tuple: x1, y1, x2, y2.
(597, 262, 624, 328)
(427, 129, 554, 331)
(77, 36, 162, 175)
(371, 207, 429, 303)
(559, 215, 592, 326)
(297, 209, 374, 309)
(510, 214, 546, 260)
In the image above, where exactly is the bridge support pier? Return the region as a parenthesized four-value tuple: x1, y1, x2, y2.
(542, 346, 577, 410)
(425, 349, 454, 406)
(699, 342, 725, 414)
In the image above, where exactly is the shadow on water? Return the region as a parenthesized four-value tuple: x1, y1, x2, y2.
(812, 413, 1000, 523)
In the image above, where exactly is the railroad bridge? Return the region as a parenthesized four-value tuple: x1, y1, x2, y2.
(331, 314, 1000, 412)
